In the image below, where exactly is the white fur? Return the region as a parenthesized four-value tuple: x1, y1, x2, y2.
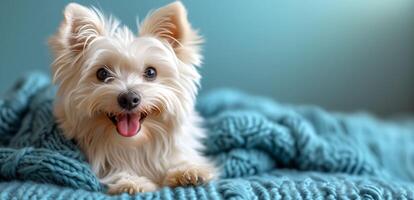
(49, 2, 216, 194)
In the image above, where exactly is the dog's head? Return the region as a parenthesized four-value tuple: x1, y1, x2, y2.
(49, 2, 202, 139)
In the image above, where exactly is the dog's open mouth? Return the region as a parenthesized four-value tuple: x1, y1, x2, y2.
(107, 112, 147, 137)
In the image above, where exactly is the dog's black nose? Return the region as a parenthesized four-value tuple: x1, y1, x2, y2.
(118, 91, 141, 110)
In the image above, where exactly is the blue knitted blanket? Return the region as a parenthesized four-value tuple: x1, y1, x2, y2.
(1, 73, 414, 200)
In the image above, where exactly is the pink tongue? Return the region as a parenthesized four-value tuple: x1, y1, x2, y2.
(116, 113, 141, 137)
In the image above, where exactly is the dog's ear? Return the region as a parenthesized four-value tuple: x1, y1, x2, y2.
(50, 3, 105, 54)
(139, 2, 203, 66)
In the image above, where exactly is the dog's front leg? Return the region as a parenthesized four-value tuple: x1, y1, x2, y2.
(104, 171, 158, 195)
(163, 160, 216, 187)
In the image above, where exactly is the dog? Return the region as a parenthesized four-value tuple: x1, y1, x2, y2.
(49, 1, 216, 195)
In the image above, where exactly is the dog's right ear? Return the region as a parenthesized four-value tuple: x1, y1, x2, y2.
(49, 3, 105, 55)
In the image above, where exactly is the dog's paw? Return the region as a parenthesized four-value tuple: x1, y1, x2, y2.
(164, 165, 214, 187)
(107, 177, 158, 195)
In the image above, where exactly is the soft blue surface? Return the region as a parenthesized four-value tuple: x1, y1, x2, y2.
(1, 0, 414, 114)
(1, 73, 414, 199)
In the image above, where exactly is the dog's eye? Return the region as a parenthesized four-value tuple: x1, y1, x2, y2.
(143, 67, 157, 81)
(96, 68, 112, 82)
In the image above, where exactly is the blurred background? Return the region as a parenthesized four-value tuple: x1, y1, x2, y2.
(1, 0, 413, 115)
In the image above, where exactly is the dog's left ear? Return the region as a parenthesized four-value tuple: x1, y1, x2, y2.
(139, 2, 203, 66)
(50, 3, 105, 55)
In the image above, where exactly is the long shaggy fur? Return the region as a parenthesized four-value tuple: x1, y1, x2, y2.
(49, 2, 216, 194)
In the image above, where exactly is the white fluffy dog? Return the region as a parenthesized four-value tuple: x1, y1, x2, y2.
(49, 2, 216, 195)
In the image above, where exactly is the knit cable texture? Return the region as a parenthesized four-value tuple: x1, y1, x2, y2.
(1, 73, 414, 199)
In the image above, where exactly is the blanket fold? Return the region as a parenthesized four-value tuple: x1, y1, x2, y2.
(1, 73, 414, 200)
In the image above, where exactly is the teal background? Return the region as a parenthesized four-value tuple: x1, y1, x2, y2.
(1, 0, 413, 115)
